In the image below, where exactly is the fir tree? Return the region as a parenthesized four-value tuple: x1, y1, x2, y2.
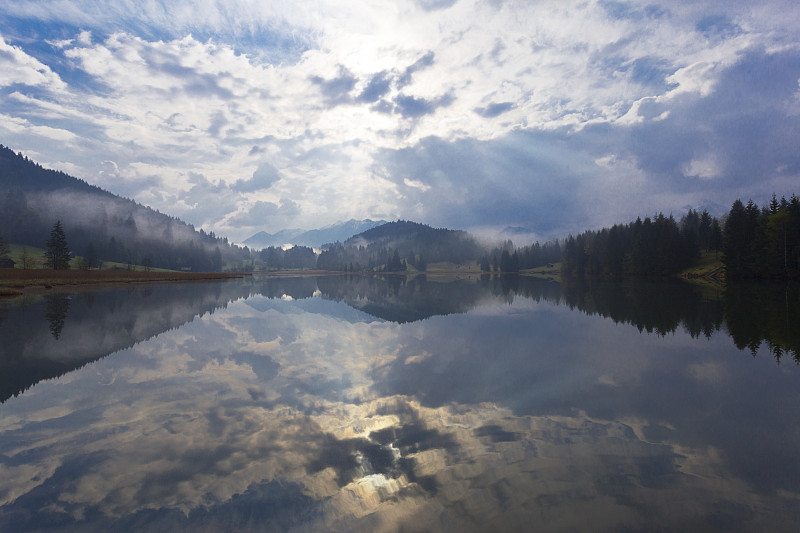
(44, 220, 71, 270)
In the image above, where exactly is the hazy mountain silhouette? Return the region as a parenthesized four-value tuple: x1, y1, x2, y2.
(243, 219, 387, 249)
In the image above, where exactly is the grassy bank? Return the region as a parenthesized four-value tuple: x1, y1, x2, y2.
(0, 269, 246, 296)
(679, 250, 725, 285)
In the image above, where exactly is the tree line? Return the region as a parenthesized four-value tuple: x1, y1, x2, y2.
(558, 194, 799, 280)
(479, 239, 562, 273)
(560, 210, 722, 279)
(723, 195, 800, 280)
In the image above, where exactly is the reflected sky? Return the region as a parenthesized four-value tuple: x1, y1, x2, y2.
(1, 278, 799, 532)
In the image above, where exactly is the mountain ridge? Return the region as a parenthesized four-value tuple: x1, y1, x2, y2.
(243, 219, 388, 249)
(0, 144, 249, 271)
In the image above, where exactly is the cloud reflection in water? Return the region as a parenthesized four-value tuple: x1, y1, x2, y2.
(0, 278, 799, 532)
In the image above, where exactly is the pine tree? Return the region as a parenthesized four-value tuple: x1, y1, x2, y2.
(479, 253, 491, 272)
(44, 220, 71, 270)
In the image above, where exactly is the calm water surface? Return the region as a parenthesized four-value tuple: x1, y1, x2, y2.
(1, 276, 798, 532)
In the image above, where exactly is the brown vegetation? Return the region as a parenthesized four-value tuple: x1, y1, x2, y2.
(0, 269, 246, 293)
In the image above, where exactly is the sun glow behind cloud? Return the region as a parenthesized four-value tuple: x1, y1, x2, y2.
(1, 0, 800, 241)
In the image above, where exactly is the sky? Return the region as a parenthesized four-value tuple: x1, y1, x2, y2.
(2, 0, 800, 243)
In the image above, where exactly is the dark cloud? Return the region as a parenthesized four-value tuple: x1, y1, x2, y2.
(207, 110, 228, 137)
(376, 47, 800, 234)
(489, 39, 505, 65)
(310, 65, 357, 107)
(232, 162, 281, 192)
(228, 350, 281, 381)
(625, 47, 800, 191)
(599, 1, 667, 21)
(377, 131, 594, 232)
(593, 54, 677, 92)
(140, 46, 237, 100)
(629, 56, 677, 89)
(394, 92, 454, 118)
(474, 101, 515, 118)
(357, 71, 392, 103)
(398, 51, 435, 88)
(229, 199, 299, 226)
(355, 52, 437, 107)
(696, 14, 742, 39)
(416, 0, 458, 11)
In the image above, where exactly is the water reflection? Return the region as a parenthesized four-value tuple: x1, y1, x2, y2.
(44, 294, 70, 339)
(316, 275, 798, 361)
(0, 276, 798, 532)
(0, 281, 258, 402)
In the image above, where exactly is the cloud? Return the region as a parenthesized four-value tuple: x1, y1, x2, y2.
(4, 280, 797, 529)
(416, 0, 458, 12)
(0, 35, 66, 90)
(233, 162, 282, 192)
(357, 71, 392, 103)
(376, 132, 596, 232)
(625, 47, 800, 191)
(2, 1, 800, 240)
(394, 92, 454, 118)
(397, 50, 435, 88)
(474, 101, 515, 118)
(248, 145, 267, 155)
(228, 198, 299, 227)
(696, 14, 742, 40)
(375, 42, 800, 235)
(310, 65, 357, 107)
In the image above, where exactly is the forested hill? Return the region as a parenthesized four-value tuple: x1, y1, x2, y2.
(316, 220, 484, 271)
(0, 147, 113, 198)
(0, 145, 250, 271)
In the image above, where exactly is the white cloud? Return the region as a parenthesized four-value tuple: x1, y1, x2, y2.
(0, 36, 66, 90)
(1, 1, 800, 239)
(684, 154, 721, 180)
(0, 113, 78, 142)
(403, 177, 430, 192)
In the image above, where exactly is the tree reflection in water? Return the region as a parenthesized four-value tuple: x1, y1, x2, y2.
(44, 294, 70, 339)
(0, 275, 799, 532)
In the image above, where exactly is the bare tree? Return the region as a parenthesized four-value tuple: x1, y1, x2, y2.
(20, 247, 37, 269)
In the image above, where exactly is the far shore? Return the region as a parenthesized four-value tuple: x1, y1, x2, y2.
(1, 266, 565, 298)
(2, 258, 724, 299)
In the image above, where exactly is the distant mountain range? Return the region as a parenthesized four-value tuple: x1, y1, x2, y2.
(242, 219, 387, 249)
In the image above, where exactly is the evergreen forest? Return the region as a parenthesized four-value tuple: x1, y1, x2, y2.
(0, 145, 252, 271)
(560, 195, 799, 281)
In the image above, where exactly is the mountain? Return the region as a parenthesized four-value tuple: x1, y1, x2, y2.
(316, 220, 485, 271)
(0, 144, 249, 271)
(242, 229, 304, 249)
(243, 219, 387, 249)
(302, 219, 388, 247)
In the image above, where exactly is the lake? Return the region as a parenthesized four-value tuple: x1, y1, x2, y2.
(1, 275, 798, 532)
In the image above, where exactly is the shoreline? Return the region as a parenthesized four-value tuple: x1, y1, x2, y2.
(0, 268, 560, 298)
(0, 270, 249, 297)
